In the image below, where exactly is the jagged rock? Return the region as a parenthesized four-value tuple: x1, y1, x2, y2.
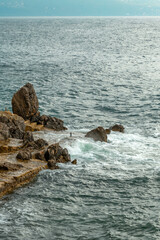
(111, 124, 124, 133)
(23, 138, 48, 150)
(71, 159, 77, 165)
(34, 150, 45, 161)
(0, 162, 23, 171)
(48, 158, 59, 169)
(0, 111, 25, 139)
(23, 131, 34, 144)
(34, 139, 48, 149)
(12, 83, 39, 120)
(25, 121, 44, 132)
(16, 150, 32, 160)
(44, 143, 71, 163)
(85, 126, 107, 142)
(0, 122, 10, 141)
(38, 115, 67, 131)
(105, 129, 111, 134)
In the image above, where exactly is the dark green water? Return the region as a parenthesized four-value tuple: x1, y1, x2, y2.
(0, 17, 160, 240)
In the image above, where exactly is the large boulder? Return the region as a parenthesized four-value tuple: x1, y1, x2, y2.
(111, 124, 124, 133)
(0, 111, 25, 139)
(12, 83, 39, 120)
(85, 126, 107, 142)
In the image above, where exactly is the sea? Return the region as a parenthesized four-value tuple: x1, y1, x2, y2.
(0, 17, 160, 240)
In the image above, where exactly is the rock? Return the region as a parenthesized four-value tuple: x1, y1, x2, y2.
(85, 126, 107, 142)
(0, 111, 25, 139)
(34, 139, 48, 149)
(105, 128, 111, 134)
(34, 150, 45, 161)
(44, 143, 71, 163)
(23, 138, 48, 150)
(0, 162, 23, 171)
(23, 131, 34, 144)
(48, 158, 59, 169)
(38, 115, 67, 131)
(0, 122, 10, 141)
(12, 83, 39, 120)
(71, 159, 77, 165)
(25, 121, 44, 132)
(111, 124, 124, 133)
(16, 150, 32, 160)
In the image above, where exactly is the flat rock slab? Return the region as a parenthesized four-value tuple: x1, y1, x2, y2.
(0, 153, 47, 198)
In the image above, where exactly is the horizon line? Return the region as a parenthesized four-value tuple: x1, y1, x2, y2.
(0, 15, 160, 18)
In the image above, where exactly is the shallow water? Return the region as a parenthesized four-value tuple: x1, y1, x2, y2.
(0, 17, 160, 240)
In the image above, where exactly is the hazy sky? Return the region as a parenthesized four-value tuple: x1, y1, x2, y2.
(0, 0, 160, 16)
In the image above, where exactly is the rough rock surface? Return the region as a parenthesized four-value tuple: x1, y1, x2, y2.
(16, 150, 32, 160)
(38, 115, 67, 131)
(0, 122, 10, 141)
(85, 126, 107, 142)
(12, 83, 39, 120)
(0, 162, 23, 171)
(0, 111, 25, 139)
(44, 143, 71, 163)
(111, 124, 124, 133)
(23, 131, 34, 144)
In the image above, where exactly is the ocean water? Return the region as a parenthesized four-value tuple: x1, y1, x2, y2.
(0, 17, 160, 240)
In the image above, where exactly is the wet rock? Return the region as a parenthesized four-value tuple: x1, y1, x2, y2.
(23, 138, 48, 150)
(48, 158, 59, 169)
(12, 83, 39, 120)
(0, 162, 23, 171)
(85, 126, 107, 142)
(16, 150, 32, 160)
(111, 124, 124, 133)
(71, 159, 77, 165)
(44, 143, 71, 163)
(38, 115, 67, 131)
(23, 131, 34, 144)
(34, 139, 48, 149)
(34, 150, 45, 161)
(0, 111, 25, 139)
(105, 128, 111, 134)
(0, 122, 10, 141)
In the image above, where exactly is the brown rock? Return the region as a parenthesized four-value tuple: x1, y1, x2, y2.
(44, 143, 71, 163)
(34, 150, 45, 161)
(111, 124, 125, 133)
(25, 121, 44, 132)
(105, 128, 111, 134)
(85, 126, 107, 142)
(12, 83, 39, 120)
(23, 131, 34, 144)
(16, 150, 32, 160)
(48, 158, 58, 169)
(0, 122, 9, 140)
(0, 162, 23, 171)
(0, 111, 25, 139)
(38, 115, 67, 131)
(71, 159, 77, 165)
(23, 138, 48, 150)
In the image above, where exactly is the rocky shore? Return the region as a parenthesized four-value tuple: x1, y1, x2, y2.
(0, 83, 124, 198)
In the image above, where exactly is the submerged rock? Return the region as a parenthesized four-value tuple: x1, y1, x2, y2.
(85, 126, 107, 142)
(71, 159, 77, 165)
(111, 124, 124, 133)
(12, 83, 39, 120)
